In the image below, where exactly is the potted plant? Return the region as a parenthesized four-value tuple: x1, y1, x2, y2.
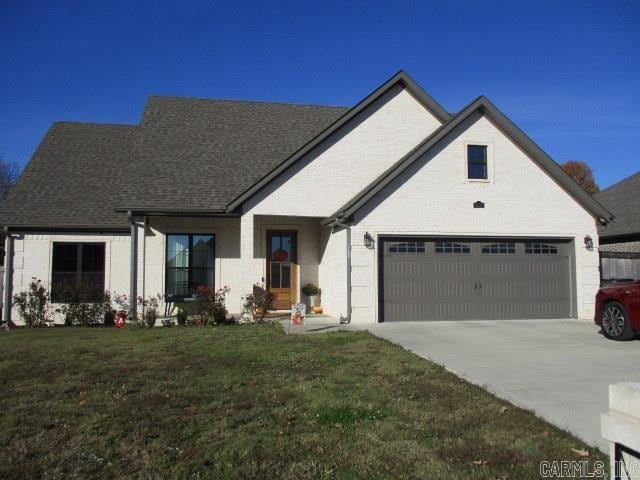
(302, 283, 321, 308)
(243, 283, 273, 322)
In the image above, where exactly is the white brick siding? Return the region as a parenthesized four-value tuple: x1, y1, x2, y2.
(318, 226, 348, 319)
(9, 233, 130, 324)
(348, 112, 601, 323)
(244, 85, 442, 217)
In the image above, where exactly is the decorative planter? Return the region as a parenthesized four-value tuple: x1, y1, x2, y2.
(313, 306, 323, 314)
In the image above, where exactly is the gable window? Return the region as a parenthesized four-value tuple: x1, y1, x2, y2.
(467, 145, 488, 180)
(481, 243, 516, 254)
(166, 234, 215, 299)
(435, 241, 471, 254)
(388, 241, 426, 253)
(525, 243, 558, 254)
(51, 243, 105, 302)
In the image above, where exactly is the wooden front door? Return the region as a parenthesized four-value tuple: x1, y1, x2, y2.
(266, 230, 297, 310)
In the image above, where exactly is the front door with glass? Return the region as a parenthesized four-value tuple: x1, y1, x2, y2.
(266, 230, 297, 310)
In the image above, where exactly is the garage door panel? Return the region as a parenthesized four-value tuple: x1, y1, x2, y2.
(382, 238, 572, 321)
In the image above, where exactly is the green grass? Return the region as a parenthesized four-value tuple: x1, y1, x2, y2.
(0, 324, 606, 479)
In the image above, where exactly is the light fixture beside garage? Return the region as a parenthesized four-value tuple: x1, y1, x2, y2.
(473, 201, 485, 208)
(584, 235, 594, 250)
(364, 232, 375, 249)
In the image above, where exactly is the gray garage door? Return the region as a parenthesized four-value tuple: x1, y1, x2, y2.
(381, 238, 572, 321)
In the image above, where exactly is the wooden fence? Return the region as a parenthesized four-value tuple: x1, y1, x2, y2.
(600, 251, 640, 283)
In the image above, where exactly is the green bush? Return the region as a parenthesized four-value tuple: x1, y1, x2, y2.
(55, 283, 107, 326)
(13, 278, 51, 327)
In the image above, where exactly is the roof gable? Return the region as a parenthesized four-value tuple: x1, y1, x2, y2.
(225, 70, 451, 212)
(324, 96, 613, 224)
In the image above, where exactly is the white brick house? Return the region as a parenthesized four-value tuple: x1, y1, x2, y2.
(0, 71, 612, 325)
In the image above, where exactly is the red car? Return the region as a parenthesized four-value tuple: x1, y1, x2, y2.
(595, 280, 640, 340)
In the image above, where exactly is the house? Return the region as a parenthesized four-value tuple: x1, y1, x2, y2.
(594, 172, 640, 253)
(594, 172, 640, 282)
(0, 71, 612, 324)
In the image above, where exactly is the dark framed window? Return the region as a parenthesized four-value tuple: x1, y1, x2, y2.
(467, 145, 488, 180)
(166, 234, 215, 299)
(51, 243, 105, 302)
(525, 243, 558, 254)
(481, 243, 516, 254)
(388, 241, 426, 253)
(435, 241, 471, 254)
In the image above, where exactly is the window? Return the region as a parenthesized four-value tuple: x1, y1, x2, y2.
(51, 243, 105, 302)
(481, 243, 516, 254)
(467, 145, 488, 180)
(166, 234, 215, 298)
(388, 241, 426, 253)
(435, 241, 471, 254)
(525, 243, 558, 254)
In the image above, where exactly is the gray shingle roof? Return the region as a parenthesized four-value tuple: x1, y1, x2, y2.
(0, 122, 138, 228)
(595, 171, 640, 238)
(0, 98, 347, 228)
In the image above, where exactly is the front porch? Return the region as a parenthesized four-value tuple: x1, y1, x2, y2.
(129, 213, 348, 319)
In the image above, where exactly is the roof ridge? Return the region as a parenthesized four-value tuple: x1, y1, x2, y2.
(596, 171, 640, 195)
(53, 120, 138, 129)
(145, 95, 349, 110)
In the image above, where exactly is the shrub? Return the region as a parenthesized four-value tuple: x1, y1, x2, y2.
(55, 283, 107, 326)
(13, 278, 52, 327)
(113, 294, 130, 319)
(302, 283, 320, 297)
(137, 294, 162, 328)
(195, 285, 230, 325)
(242, 283, 274, 323)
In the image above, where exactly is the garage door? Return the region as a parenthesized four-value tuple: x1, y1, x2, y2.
(380, 238, 572, 321)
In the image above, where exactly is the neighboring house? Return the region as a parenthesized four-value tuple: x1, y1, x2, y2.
(594, 172, 640, 253)
(594, 172, 640, 282)
(0, 71, 612, 324)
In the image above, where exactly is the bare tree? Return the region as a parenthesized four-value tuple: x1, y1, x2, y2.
(0, 155, 20, 202)
(560, 160, 600, 194)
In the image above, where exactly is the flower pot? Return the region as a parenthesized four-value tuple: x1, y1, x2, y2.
(255, 307, 265, 315)
(313, 306, 323, 314)
(309, 295, 320, 307)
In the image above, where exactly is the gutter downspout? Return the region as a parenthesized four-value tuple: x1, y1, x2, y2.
(128, 212, 138, 321)
(2, 227, 14, 327)
(333, 219, 351, 324)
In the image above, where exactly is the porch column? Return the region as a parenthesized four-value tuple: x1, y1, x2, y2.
(240, 213, 255, 297)
(2, 230, 14, 326)
(129, 213, 138, 320)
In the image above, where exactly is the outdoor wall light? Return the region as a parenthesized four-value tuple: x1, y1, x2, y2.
(364, 232, 375, 249)
(584, 235, 594, 250)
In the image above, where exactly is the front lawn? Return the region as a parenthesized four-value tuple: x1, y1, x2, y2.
(0, 324, 605, 479)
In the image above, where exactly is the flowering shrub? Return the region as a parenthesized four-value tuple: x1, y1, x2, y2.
(113, 294, 130, 318)
(138, 294, 162, 328)
(13, 278, 52, 327)
(195, 285, 230, 325)
(242, 283, 273, 323)
(55, 282, 108, 326)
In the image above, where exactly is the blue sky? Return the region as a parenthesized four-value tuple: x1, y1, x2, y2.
(1, 0, 638, 189)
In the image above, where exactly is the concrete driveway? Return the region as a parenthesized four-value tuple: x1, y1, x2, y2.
(352, 319, 640, 452)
